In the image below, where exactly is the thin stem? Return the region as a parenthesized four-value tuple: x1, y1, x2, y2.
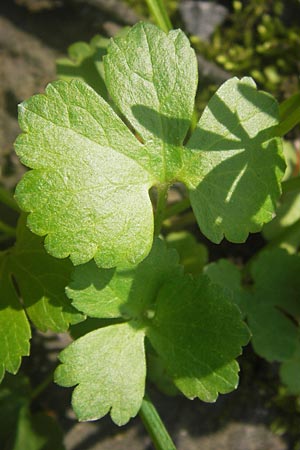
(139, 393, 177, 450)
(145, 0, 173, 33)
(0, 186, 20, 212)
(282, 176, 300, 194)
(154, 184, 169, 236)
(31, 370, 54, 401)
(0, 220, 16, 237)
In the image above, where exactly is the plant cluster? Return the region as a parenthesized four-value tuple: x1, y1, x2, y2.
(0, 9, 300, 449)
(192, 0, 300, 99)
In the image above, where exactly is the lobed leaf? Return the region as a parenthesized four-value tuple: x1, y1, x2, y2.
(56, 240, 250, 422)
(15, 78, 155, 268)
(15, 23, 284, 268)
(147, 274, 250, 402)
(55, 322, 146, 425)
(182, 77, 285, 243)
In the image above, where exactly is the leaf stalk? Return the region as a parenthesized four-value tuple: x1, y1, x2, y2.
(139, 393, 177, 450)
(0, 187, 20, 212)
(145, 0, 173, 33)
(154, 184, 169, 236)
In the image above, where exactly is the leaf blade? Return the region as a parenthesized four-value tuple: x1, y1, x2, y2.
(55, 322, 146, 425)
(182, 77, 285, 243)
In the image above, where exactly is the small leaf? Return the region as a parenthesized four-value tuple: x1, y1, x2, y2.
(166, 231, 208, 274)
(10, 216, 83, 332)
(0, 255, 31, 382)
(245, 249, 300, 361)
(55, 322, 146, 425)
(147, 275, 250, 402)
(56, 35, 110, 100)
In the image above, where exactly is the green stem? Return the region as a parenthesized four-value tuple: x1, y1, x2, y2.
(0, 220, 16, 237)
(139, 393, 177, 450)
(154, 184, 169, 236)
(0, 186, 20, 212)
(31, 371, 54, 401)
(145, 0, 172, 32)
(282, 176, 300, 194)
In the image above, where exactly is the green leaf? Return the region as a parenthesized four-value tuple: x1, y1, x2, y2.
(56, 239, 249, 422)
(0, 373, 65, 450)
(56, 35, 110, 100)
(0, 216, 83, 381)
(0, 255, 31, 382)
(280, 345, 300, 395)
(15, 23, 284, 268)
(183, 77, 285, 243)
(277, 91, 300, 137)
(12, 407, 65, 450)
(15, 78, 155, 268)
(245, 249, 300, 361)
(204, 259, 247, 314)
(10, 216, 83, 332)
(105, 22, 198, 158)
(55, 322, 146, 425)
(165, 231, 208, 275)
(66, 237, 181, 319)
(146, 347, 179, 396)
(147, 275, 250, 402)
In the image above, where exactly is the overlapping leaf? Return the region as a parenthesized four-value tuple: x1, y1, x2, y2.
(0, 373, 64, 450)
(183, 77, 285, 243)
(56, 35, 110, 100)
(166, 231, 208, 275)
(245, 249, 300, 361)
(66, 238, 182, 318)
(204, 259, 247, 314)
(10, 216, 82, 332)
(55, 239, 250, 424)
(280, 344, 300, 394)
(0, 253, 31, 383)
(15, 22, 284, 269)
(0, 217, 82, 382)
